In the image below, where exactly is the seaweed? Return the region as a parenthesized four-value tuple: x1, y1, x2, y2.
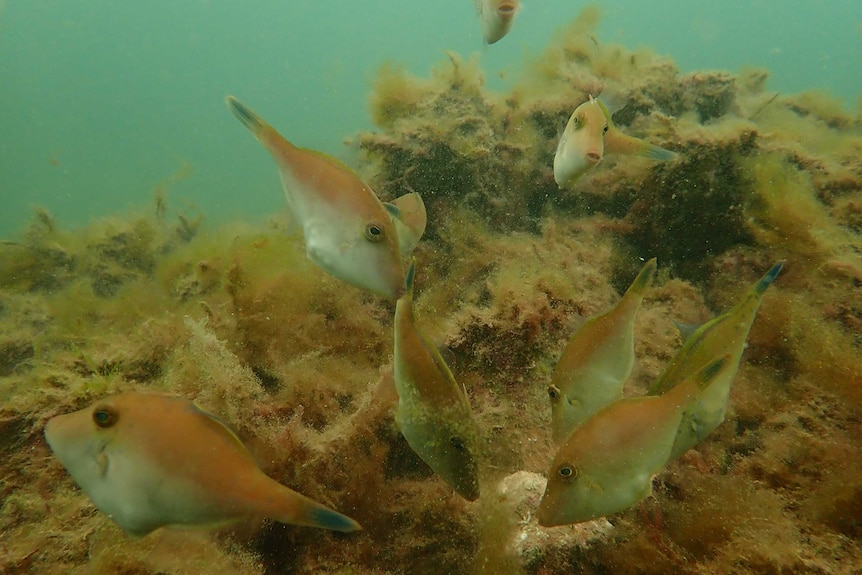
(1, 6, 862, 575)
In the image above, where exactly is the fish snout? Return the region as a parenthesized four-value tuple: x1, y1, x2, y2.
(498, 2, 517, 15)
(536, 494, 560, 527)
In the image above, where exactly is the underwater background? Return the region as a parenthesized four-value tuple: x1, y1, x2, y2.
(1, 0, 860, 233)
(2, 1, 862, 574)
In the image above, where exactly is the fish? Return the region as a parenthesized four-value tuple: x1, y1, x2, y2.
(44, 392, 361, 537)
(537, 356, 730, 527)
(386, 190, 427, 256)
(393, 260, 480, 501)
(474, 0, 520, 45)
(226, 96, 426, 299)
(648, 262, 783, 460)
(548, 258, 657, 444)
(553, 96, 677, 188)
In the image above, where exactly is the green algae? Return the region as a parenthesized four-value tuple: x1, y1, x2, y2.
(1, 6, 862, 575)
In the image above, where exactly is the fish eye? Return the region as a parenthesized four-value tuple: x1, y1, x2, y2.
(602, 124, 609, 134)
(547, 385, 560, 400)
(92, 406, 118, 429)
(449, 436, 466, 450)
(364, 223, 385, 242)
(558, 464, 578, 480)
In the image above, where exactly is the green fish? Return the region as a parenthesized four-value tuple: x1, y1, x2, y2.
(538, 356, 729, 527)
(549, 258, 657, 444)
(393, 261, 480, 501)
(45, 392, 361, 537)
(649, 262, 783, 460)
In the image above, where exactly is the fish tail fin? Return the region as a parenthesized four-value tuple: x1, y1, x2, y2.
(626, 257, 658, 297)
(639, 141, 678, 161)
(273, 488, 361, 533)
(755, 262, 784, 296)
(302, 502, 362, 533)
(226, 96, 297, 164)
(605, 129, 678, 161)
(226, 96, 268, 139)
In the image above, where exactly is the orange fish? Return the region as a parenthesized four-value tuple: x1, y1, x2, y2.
(538, 356, 729, 527)
(554, 96, 677, 188)
(45, 392, 361, 537)
(548, 258, 657, 443)
(648, 262, 783, 460)
(393, 261, 480, 500)
(226, 96, 426, 299)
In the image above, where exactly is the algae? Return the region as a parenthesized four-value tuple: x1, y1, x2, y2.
(2, 6, 862, 575)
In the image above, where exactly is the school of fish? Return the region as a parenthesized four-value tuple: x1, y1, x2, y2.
(42, 1, 786, 554)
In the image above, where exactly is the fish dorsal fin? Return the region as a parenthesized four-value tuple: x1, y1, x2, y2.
(624, 257, 657, 298)
(187, 402, 257, 463)
(594, 96, 614, 127)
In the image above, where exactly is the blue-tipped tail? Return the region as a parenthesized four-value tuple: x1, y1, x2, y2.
(756, 262, 784, 295)
(641, 141, 678, 161)
(226, 96, 265, 136)
(308, 505, 362, 533)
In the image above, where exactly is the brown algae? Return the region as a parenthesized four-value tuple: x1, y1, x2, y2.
(2, 7, 862, 575)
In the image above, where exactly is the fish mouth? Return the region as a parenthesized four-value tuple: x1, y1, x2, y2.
(498, 2, 517, 14)
(536, 499, 561, 527)
(586, 152, 601, 164)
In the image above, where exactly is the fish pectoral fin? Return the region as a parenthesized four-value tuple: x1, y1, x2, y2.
(271, 487, 361, 533)
(385, 193, 427, 255)
(97, 452, 109, 477)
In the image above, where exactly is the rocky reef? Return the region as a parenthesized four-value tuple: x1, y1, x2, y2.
(2, 7, 861, 575)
